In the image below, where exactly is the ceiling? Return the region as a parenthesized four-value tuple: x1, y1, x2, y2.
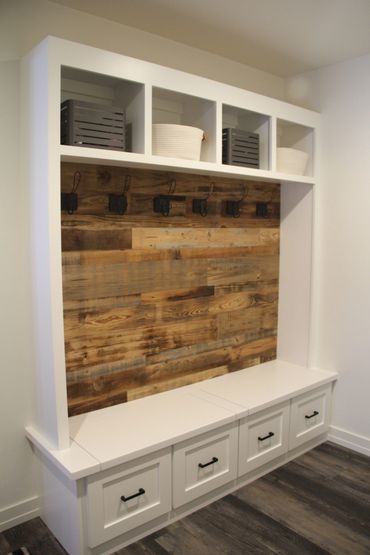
(50, 0, 370, 77)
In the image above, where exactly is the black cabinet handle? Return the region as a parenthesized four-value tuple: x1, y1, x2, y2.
(305, 410, 319, 420)
(120, 488, 145, 502)
(198, 456, 218, 469)
(258, 431, 274, 441)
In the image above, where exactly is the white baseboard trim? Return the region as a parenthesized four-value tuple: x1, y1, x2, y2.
(328, 425, 370, 457)
(0, 496, 40, 533)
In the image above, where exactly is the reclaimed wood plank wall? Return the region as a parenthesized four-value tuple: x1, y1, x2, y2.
(61, 163, 280, 416)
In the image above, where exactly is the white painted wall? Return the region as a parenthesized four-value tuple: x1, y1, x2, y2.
(0, 0, 285, 531)
(0, 60, 39, 531)
(0, 0, 285, 99)
(287, 54, 370, 456)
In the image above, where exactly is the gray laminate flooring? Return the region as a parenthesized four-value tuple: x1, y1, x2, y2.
(1, 442, 369, 555)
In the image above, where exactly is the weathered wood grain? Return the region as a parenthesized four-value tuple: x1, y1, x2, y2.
(218, 304, 278, 339)
(132, 227, 279, 249)
(145, 329, 276, 365)
(65, 316, 218, 371)
(63, 258, 209, 300)
(63, 249, 176, 266)
(141, 286, 215, 304)
(64, 290, 274, 341)
(63, 293, 142, 312)
(61, 163, 280, 415)
(142, 335, 277, 383)
(206, 255, 279, 286)
(127, 366, 229, 401)
(178, 244, 280, 258)
(62, 228, 132, 251)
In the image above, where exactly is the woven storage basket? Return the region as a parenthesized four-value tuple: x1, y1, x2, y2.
(276, 147, 309, 175)
(152, 124, 204, 160)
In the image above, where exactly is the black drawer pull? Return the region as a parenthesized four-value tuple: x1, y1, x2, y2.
(198, 456, 218, 469)
(258, 431, 274, 441)
(120, 488, 145, 502)
(305, 410, 319, 420)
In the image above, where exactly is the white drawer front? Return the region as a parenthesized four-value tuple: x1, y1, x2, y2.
(289, 384, 332, 449)
(173, 423, 238, 508)
(238, 401, 290, 476)
(86, 448, 171, 547)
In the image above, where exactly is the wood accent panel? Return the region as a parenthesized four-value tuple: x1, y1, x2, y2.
(61, 163, 280, 416)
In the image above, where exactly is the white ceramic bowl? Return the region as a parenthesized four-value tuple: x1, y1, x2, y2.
(152, 123, 204, 161)
(276, 147, 309, 175)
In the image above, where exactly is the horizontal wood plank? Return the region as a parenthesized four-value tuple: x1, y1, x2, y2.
(126, 366, 229, 401)
(132, 228, 279, 249)
(65, 316, 218, 371)
(63, 258, 208, 299)
(62, 228, 132, 251)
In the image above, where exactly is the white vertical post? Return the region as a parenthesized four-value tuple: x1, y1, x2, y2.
(23, 38, 70, 449)
(277, 181, 314, 366)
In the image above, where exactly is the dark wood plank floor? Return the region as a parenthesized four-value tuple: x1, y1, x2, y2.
(1, 442, 369, 555)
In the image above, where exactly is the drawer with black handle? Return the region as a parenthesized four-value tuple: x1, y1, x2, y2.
(172, 423, 238, 508)
(238, 400, 290, 475)
(86, 448, 171, 547)
(289, 384, 332, 449)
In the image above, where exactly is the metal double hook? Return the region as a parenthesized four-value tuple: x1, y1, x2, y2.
(225, 183, 248, 218)
(108, 174, 131, 215)
(153, 178, 186, 216)
(61, 170, 81, 214)
(192, 182, 214, 217)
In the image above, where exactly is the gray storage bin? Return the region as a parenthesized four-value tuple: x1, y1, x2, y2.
(222, 128, 259, 168)
(61, 99, 126, 151)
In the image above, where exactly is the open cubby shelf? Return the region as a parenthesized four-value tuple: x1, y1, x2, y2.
(276, 119, 314, 176)
(57, 47, 318, 182)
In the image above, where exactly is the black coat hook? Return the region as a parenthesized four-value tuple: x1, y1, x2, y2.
(225, 183, 247, 218)
(61, 170, 81, 214)
(225, 200, 241, 218)
(153, 195, 171, 216)
(108, 174, 131, 215)
(153, 178, 185, 216)
(192, 183, 213, 217)
(256, 202, 268, 218)
(256, 189, 273, 218)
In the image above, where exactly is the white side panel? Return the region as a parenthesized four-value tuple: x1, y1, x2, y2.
(278, 182, 314, 366)
(23, 40, 69, 449)
(37, 450, 84, 555)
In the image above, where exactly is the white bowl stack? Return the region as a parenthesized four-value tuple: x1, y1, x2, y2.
(152, 124, 204, 161)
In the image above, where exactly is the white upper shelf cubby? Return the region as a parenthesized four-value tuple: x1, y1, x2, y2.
(40, 36, 320, 184)
(152, 88, 216, 163)
(276, 119, 314, 177)
(222, 104, 270, 171)
(60, 66, 145, 154)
